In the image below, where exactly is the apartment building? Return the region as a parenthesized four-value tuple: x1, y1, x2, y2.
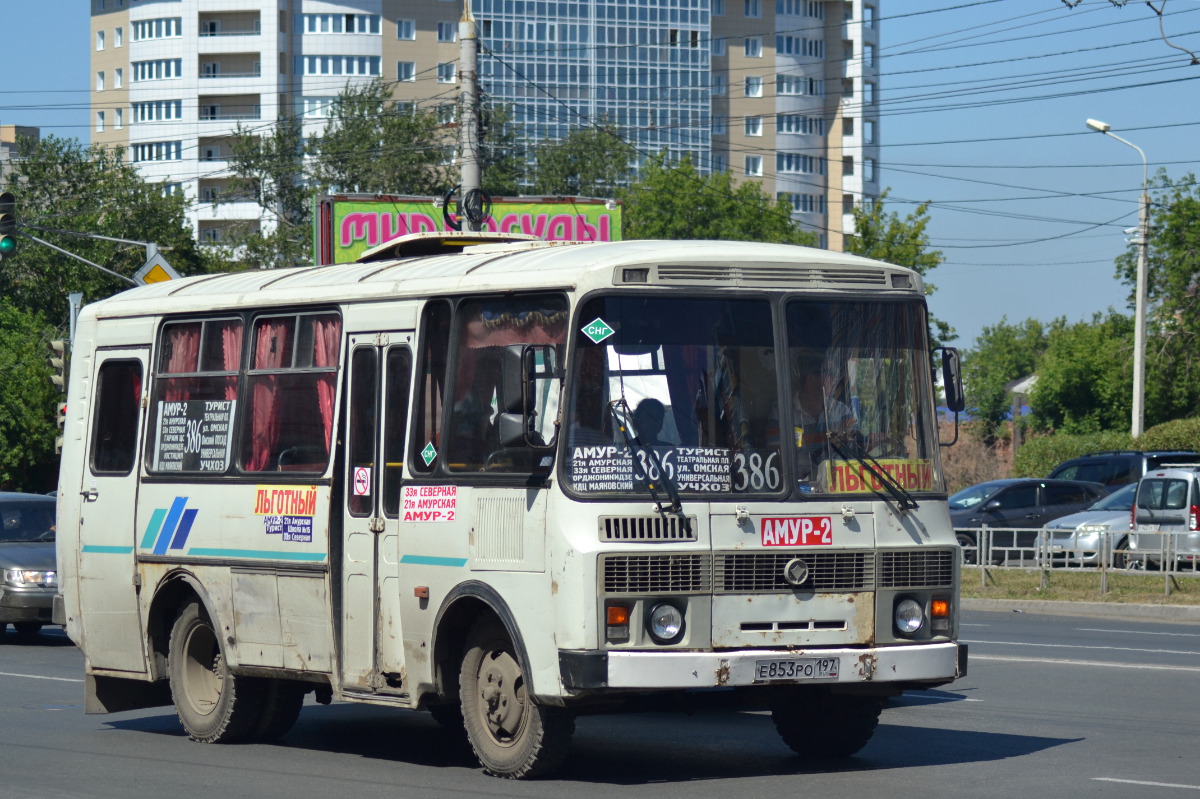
(90, 0, 878, 250)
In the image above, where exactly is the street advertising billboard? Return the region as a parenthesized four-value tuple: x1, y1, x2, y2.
(314, 194, 623, 264)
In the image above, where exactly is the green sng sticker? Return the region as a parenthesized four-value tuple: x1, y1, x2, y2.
(582, 318, 615, 344)
(421, 442, 437, 466)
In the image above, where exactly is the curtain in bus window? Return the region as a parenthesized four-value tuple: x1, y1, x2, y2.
(220, 321, 242, 400)
(162, 323, 200, 401)
(247, 317, 293, 471)
(312, 314, 341, 447)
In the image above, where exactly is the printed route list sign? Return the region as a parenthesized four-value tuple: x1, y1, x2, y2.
(568, 445, 733, 492)
(153, 399, 236, 472)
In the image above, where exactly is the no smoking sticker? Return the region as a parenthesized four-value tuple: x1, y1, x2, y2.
(353, 466, 371, 496)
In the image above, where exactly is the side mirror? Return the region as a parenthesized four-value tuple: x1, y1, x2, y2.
(940, 347, 965, 413)
(983, 499, 1003, 511)
(498, 344, 560, 448)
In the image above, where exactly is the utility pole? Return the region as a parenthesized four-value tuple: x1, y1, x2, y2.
(459, 0, 482, 231)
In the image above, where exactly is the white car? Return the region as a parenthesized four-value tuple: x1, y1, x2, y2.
(1042, 482, 1136, 567)
(1129, 466, 1200, 570)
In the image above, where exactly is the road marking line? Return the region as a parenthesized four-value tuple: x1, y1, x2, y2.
(1094, 777, 1200, 791)
(1078, 627, 1200, 638)
(963, 638, 1199, 657)
(973, 654, 1200, 673)
(0, 671, 83, 683)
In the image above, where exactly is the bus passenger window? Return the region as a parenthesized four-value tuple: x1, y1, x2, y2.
(347, 347, 378, 516)
(382, 348, 413, 516)
(241, 312, 341, 473)
(410, 301, 451, 474)
(92, 360, 143, 475)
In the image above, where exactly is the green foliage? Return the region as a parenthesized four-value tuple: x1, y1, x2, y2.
(962, 318, 1048, 443)
(532, 123, 634, 197)
(1029, 312, 1133, 434)
(225, 115, 310, 269)
(0, 299, 60, 492)
(1012, 430, 1133, 478)
(619, 153, 817, 245)
(846, 190, 952, 346)
(0, 135, 205, 322)
(1137, 416, 1200, 452)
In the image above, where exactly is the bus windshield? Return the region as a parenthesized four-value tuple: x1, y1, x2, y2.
(563, 294, 943, 498)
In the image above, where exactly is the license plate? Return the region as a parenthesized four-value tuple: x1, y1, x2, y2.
(1140, 524, 1160, 532)
(753, 657, 840, 682)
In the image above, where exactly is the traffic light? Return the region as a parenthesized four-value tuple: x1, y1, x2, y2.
(56, 402, 66, 455)
(49, 339, 68, 393)
(0, 191, 15, 260)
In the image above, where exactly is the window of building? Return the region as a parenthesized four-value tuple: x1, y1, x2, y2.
(745, 0, 762, 17)
(711, 73, 727, 95)
(297, 55, 382, 76)
(95, 111, 105, 133)
(777, 113, 824, 135)
(864, 82, 876, 105)
(777, 74, 822, 96)
(240, 312, 342, 473)
(745, 116, 763, 136)
(843, 194, 855, 214)
(397, 61, 416, 81)
(114, 68, 123, 89)
(133, 100, 183, 123)
(864, 158, 876, 182)
(438, 22, 456, 42)
(302, 97, 335, 118)
(298, 13, 381, 34)
(864, 5, 876, 28)
(712, 36, 726, 56)
(397, 18, 416, 40)
(843, 156, 854, 176)
(133, 59, 183, 82)
(115, 109, 123, 129)
(90, 360, 143, 475)
(437, 62, 456, 83)
(712, 0, 725, 14)
(96, 30, 105, 51)
(96, 71, 105, 92)
(712, 115, 727, 135)
(745, 76, 763, 97)
(843, 117, 854, 137)
(777, 152, 825, 174)
(133, 18, 182, 41)
(132, 141, 183, 162)
(864, 44, 876, 66)
(744, 36, 762, 58)
(745, 155, 763, 176)
(864, 120, 876, 143)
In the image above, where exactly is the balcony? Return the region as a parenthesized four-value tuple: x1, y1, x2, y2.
(198, 94, 262, 122)
(199, 12, 261, 38)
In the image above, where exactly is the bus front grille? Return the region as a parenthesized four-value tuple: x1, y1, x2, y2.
(877, 548, 956, 589)
(601, 553, 711, 594)
(714, 551, 875, 593)
(600, 516, 698, 543)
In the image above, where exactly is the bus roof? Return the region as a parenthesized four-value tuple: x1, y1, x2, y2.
(85, 239, 923, 320)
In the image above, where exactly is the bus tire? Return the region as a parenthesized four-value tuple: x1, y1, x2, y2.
(458, 618, 574, 779)
(247, 679, 306, 741)
(13, 621, 43, 636)
(771, 693, 884, 759)
(168, 600, 263, 743)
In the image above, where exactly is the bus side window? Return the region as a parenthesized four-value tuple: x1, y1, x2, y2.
(91, 360, 144, 475)
(382, 347, 413, 516)
(347, 347, 378, 516)
(410, 301, 451, 474)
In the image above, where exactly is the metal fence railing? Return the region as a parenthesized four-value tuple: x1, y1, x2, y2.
(955, 526, 1200, 595)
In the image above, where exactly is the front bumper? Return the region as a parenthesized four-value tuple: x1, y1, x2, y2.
(561, 641, 965, 690)
(0, 586, 55, 623)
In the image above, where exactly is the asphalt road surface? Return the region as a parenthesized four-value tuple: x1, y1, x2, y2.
(2, 609, 1198, 798)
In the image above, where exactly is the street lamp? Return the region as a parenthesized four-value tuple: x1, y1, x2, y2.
(1087, 118, 1150, 438)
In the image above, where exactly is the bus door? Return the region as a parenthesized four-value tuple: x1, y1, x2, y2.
(340, 334, 413, 691)
(76, 348, 149, 672)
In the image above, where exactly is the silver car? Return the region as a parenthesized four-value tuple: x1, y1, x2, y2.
(1129, 467, 1200, 570)
(0, 492, 58, 637)
(1043, 482, 1136, 567)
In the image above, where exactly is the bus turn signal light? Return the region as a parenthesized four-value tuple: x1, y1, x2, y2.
(931, 599, 950, 618)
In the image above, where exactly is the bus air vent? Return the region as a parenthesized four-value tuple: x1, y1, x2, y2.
(654, 264, 889, 289)
(877, 549, 956, 589)
(714, 551, 875, 593)
(601, 553, 711, 594)
(600, 516, 698, 543)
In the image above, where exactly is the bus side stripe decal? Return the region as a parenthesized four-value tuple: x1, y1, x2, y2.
(139, 508, 167, 550)
(170, 508, 198, 551)
(153, 497, 188, 556)
(185, 548, 326, 561)
(400, 554, 468, 567)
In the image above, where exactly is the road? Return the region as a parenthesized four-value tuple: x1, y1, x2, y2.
(2, 609, 1198, 798)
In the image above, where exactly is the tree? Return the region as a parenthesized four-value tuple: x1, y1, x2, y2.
(0, 299, 62, 492)
(619, 153, 818, 245)
(1029, 312, 1134, 434)
(0, 135, 207, 322)
(962, 317, 1048, 443)
(846, 190, 952, 345)
(532, 123, 635, 197)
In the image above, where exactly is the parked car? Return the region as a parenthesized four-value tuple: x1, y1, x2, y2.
(0, 492, 58, 637)
(1042, 482, 1137, 567)
(950, 478, 1107, 564)
(1128, 465, 1200, 570)
(1047, 450, 1198, 488)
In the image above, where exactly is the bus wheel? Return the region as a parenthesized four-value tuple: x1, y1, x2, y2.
(772, 693, 884, 759)
(458, 619, 574, 779)
(168, 601, 263, 743)
(247, 679, 306, 741)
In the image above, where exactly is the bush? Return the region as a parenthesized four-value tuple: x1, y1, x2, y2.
(1137, 417, 1200, 451)
(941, 421, 1011, 493)
(1012, 430, 1133, 477)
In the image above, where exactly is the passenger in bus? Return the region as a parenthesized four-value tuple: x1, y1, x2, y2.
(632, 398, 670, 447)
(792, 355, 856, 480)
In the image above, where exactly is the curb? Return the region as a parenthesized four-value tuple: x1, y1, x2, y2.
(962, 597, 1200, 622)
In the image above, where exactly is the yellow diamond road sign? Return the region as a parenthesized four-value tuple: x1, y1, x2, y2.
(134, 253, 180, 285)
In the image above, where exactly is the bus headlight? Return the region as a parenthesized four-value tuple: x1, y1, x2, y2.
(894, 597, 924, 636)
(646, 602, 685, 644)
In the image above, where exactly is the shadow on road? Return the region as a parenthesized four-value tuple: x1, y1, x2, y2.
(0, 626, 75, 647)
(101, 700, 1081, 785)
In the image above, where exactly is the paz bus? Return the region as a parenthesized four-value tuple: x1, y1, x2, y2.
(56, 234, 967, 779)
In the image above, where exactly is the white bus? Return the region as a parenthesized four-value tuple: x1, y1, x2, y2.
(57, 235, 967, 779)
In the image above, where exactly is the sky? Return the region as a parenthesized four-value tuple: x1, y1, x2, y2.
(2, 1, 1197, 350)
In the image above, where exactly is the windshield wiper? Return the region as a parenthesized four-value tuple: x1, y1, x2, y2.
(827, 430, 919, 513)
(607, 399, 690, 529)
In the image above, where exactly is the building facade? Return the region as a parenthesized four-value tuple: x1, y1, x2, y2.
(90, 0, 878, 250)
